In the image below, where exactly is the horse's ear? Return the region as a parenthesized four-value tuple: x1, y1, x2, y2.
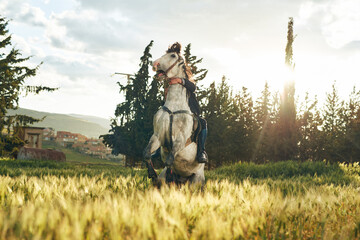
(167, 42, 181, 54)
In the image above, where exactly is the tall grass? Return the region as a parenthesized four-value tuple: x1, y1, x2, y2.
(0, 159, 359, 239)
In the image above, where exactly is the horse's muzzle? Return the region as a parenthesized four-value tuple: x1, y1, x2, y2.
(152, 61, 160, 72)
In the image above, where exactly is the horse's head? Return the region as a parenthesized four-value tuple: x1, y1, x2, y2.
(153, 42, 187, 79)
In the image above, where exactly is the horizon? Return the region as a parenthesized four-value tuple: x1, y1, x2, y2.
(1, 0, 360, 118)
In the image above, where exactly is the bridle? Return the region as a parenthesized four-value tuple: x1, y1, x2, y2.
(164, 53, 184, 77)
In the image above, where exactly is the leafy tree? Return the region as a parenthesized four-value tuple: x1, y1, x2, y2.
(0, 16, 56, 157)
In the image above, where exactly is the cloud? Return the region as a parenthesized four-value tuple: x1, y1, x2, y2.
(0, 1, 48, 27)
(43, 55, 100, 80)
(342, 41, 360, 51)
(44, 9, 144, 54)
(18, 3, 48, 27)
(299, 0, 360, 49)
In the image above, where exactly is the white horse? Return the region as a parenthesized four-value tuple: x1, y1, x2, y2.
(143, 43, 205, 185)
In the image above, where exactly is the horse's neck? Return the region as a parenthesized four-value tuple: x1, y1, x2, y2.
(164, 83, 190, 112)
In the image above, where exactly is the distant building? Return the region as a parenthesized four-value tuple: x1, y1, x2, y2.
(17, 127, 45, 149)
(72, 138, 111, 158)
(16, 127, 67, 162)
(76, 133, 87, 143)
(43, 127, 55, 141)
(55, 131, 87, 146)
(86, 138, 102, 145)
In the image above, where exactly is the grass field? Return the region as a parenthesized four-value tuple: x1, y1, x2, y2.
(42, 140, 122, 165)
(0, 159, 359, 239)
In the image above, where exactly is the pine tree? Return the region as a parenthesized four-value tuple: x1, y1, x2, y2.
(0, 16, 57, 157)
(268, 91, 281, 161)
(253, 82, 272, 162)
(298, 93, 324, 161)
(342, 86, 360, 162)
(102, 41, 157, 166)
(203, 76, 235, 167)
(183, 44, 208, 105)
(231, 86, 256, 162)
(323, 81, 346, 162)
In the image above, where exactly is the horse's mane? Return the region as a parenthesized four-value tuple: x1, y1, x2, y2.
(167, 42, 195, 84)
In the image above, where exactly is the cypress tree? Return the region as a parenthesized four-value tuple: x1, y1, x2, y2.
(275, 17, 298, 161)
(102, 41, 156, 166)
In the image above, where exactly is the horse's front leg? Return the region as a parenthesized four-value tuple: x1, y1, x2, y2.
(143, 134, 161, 180)
(165, 133, 186, 167)
(143, 134, 161, 161)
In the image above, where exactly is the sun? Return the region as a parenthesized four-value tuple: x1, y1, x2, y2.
(222, 55, 297, 96)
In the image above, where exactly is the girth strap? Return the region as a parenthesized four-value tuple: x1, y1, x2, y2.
(162, 106, 193, 148)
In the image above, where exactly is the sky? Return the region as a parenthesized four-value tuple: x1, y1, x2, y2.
(1, 0, 360, 119)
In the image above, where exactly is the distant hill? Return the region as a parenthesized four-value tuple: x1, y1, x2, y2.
(69, 114, 111, 130)
(7, 108, 110, 138)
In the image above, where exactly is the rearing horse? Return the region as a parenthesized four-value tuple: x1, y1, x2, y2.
(143, 43, 205, 185)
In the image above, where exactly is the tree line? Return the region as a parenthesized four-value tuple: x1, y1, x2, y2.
(102, 18, 360, 167)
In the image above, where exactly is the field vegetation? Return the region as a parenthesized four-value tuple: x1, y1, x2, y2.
(0, 159, 359, 239)
(42, 140, 122, 165)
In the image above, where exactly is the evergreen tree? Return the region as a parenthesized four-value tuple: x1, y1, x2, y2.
(203, 77, 235, 167)
(231, 86, 256, 162)
(323, 82, 346, 162)
(342, 86, 360, 162)
(275, 17, 298, 161)
(268, 91, 281, 161)
(102, 41, 158, 166)
(183, 44, 208, 105)
(253, 82, 272, 162)
(298, 93, 324, 161)
(0, 16, 56, 157)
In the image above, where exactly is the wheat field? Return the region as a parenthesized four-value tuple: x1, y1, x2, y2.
(0, 160, 359, 239)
